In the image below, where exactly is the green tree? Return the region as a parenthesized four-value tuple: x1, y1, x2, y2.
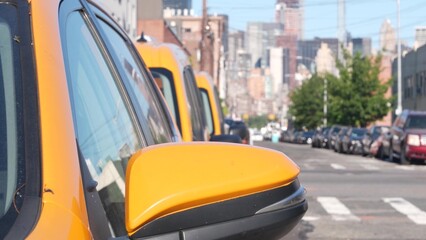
(328, 51, 393, 127)
(289, 50, 393, 129)
(289, 74, 326, 129)
(247, 115, 269, 129)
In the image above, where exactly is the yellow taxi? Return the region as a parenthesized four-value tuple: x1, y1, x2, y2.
(195, 72, 225, 136)
(0, 0, 307, 239)
(134, 41, 209, 142)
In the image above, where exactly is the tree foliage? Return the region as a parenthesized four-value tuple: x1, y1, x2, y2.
(289, 74, 325, 129)
(290, 50, 393, 129)
(247, 115, 269, 129)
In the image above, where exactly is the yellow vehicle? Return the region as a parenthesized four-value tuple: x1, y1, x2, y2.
(0, 0, 307, 239)
(134, 41, 209, 142)
(135, 42, 241, 143)
(195, 72, 225, 137)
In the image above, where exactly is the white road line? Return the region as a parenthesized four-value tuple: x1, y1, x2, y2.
(303, 163, 315, 170)
(360, 164, 379, 171)
(383, 198, 426, 225)
(317, 197, 360, 221)
(302, 216, 320, 221)
(395, 166, 416, 171)
(331, 163, 346, 170)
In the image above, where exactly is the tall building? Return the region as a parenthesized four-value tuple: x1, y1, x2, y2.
(276, 35, 297, 90)
(392, 44, 426, 111)
(337, 0, 346, 47)
(164, 12, 228, 93)
(267, 48, 286, 96)
(379, 19, 396, 53)
(246, 22, 283, 68)
(352, 38, 372, 56)
(101, 0, 137, 38)
(415, 26, 426, 48)
(298, 38, 339, 71)
(275, 0, 304, 39)
(316, 42, 337, 76)
(226, 31, 247, 97)
(163, 0, 192, 11)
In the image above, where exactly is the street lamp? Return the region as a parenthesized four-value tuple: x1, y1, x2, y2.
(323, 78, 327, 127)
(396, 0, 402, 115)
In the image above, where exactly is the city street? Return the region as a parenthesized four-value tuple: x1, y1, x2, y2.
(254, 141, 426, 240)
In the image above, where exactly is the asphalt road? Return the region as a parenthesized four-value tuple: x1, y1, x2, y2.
(254, 140, 426, 240)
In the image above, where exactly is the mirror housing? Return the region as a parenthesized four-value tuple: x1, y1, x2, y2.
(125, 142, 307, 239)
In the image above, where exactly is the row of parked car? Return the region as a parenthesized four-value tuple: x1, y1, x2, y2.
(309, 109, 426, 165)
(0, 1, 306, 239)
(280, 130, 316, 145)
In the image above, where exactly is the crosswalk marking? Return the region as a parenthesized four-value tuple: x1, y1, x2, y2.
(395, 165, 416, 171)
(330, 163, 346, 170)
(303, 163, 315, 169)
(383, 198, 426, 225)
(317, 197, 360, 221)
(302, 216, 320, 221)
(303, 196, 426, 225)
(360, 164, 379, 170)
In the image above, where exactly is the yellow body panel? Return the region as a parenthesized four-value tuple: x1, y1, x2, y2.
(28, 0, 91, 237)
(196, 72, 223, 135)
(135, 42, 194, 142)
(125, 142, 300, 234)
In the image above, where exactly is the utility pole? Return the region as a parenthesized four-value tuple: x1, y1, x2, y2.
(337, 0, 346, 62)
(200, 0, 213, 75)
(323, 78, 328, 127)
(396, 0, 402, 115)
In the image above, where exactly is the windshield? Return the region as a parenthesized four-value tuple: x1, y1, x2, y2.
(351, 129, 366, 137)
(406, 115, 426, 129)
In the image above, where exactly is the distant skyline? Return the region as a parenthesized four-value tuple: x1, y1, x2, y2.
(192, 0, 426, 51)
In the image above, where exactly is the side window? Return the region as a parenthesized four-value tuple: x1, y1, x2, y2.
(150, 68, 181, 133)
(183, 67, 206, 141)
(63, 12, 141, 236)
(96, 19, 174, 145)
(393, 116, 401, 128)
(200, 89, 214, 135)
(213, 87, 225, 133)
(399, 112, 407, 129)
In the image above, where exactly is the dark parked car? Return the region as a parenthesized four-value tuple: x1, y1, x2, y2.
(361, 125, 390, 156)
(299, 130, 315, 144)
(291, 131, 303, 143)
(312, 127, 330, 148)
(226, 119, 250, 144)
(326, 125, 343, 149)
(334, 127, 349, 153)
(388, 110, 426, 164)
(370, 127, 391, 158)
(342, 127, 367, 154)
(280, 130, 291, 142)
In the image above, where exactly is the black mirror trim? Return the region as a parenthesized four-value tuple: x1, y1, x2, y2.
(131, 180, 305, 238)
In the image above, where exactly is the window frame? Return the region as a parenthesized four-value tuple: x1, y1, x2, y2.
(199, 88, 215, 135)
(149, 67, 182, 135)
(58, 1, 149, 237)
(1, 1, 42, 239)
(183, 66, 207, 141)
(87, 2, 180, 145)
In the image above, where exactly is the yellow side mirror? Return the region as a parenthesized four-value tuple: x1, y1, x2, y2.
(125, 142, 306, 239)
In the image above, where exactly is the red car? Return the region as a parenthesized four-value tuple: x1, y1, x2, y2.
(389, 110, 426, 164)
